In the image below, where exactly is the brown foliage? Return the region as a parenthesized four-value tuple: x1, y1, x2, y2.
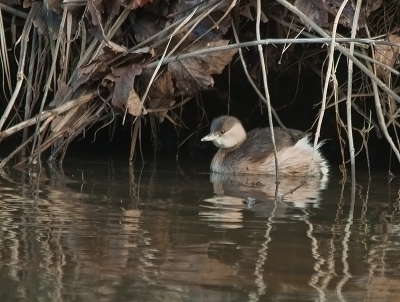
(110, 64, 145, 116)
(375, 34, 400, 80)
(295, 0, 383, 28)
(168, 40, 237, 92)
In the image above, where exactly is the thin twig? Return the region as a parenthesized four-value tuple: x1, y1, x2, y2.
(347, 0, 363, 186)
(107, 0, 226, 66)
(30, 6, 68, 163)
(365, 53, 400, 163)
(22, 30, 38, 158)
(141, 7, 199, 104)
(274, 0, 400, 104)
(0, 3, 28, 19)
(0, 3, 39, 131)
(231, 19, 292, 135)
(256, 0, 280, 199)
(144, 37, 400, 69)
(0, 90, 97, 142)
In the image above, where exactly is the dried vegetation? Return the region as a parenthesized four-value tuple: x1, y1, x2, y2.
(0, 0, 398, 172)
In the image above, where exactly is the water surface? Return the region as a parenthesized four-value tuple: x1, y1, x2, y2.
(0, 159, 399, 301)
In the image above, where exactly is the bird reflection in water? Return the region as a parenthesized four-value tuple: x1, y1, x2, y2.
(200, 173, 328, 229)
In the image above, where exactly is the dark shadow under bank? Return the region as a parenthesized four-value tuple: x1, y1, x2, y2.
(61, 64, 399, 173)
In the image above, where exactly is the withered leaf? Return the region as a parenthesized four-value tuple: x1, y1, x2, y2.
(47, 0, 62, 14)
(119, 0, 152, 10)
(168, 61, 207, 93)
(133, 15, 164, 42)
(23, 0, 31, 8)
(168, 40, 237, 93)
(147, 71, 175, 123)
(148, 70, 174, 98)
(104, 41, 127, 54)
(94, 41, 127, 61)
(87, 1, 102, 27)
(169, 0, 204, 20)
(295, 0, 383, 29)
(87, 0, 108, 40)
(0, 0, 21, 5)
(101, 73, 118, 91)
(143, 0, 169, 17)
(72, 61, 109, 90)
(149, 98, 175, 123)
(49, 80, 72, 108)
(190, 11, 232, 41)
(33, 14, 48, 36)
(375, 34, 400, 80)
(365, 0, 382, 15)
(111, 64, 146, 116)
(294, 0, 328, 28)
(325, 1, 358, 28)
(126, 89, 147, 116)
(31, 2, 48, 35)
(104, 1, 121, 20)
(241, 0, 267, 23)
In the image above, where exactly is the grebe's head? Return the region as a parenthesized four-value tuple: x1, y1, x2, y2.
(201, 116, 247, 149)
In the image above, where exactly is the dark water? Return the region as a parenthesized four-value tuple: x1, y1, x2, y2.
(0, 159, 399, 301)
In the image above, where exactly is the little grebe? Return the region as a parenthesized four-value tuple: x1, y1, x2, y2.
(201, 116, 329, 176)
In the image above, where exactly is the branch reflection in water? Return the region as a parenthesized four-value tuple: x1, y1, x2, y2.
(0, 160, 400, 301)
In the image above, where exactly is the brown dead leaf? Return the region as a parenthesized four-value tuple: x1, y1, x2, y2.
(49, 80, 72, 108)
(143, 0, 169, 17)
(295, 0, 383, 29)
(168, 40, 237, 93)
(295, 0, 328, 28)
(87, 0, 109, 40)
(47, 0, 62, 14)
(94, 41, 128, 61)
(341, 6, 355, 28)
(30, 2, 48, 35)
(325, 0, 382, 28)
(147, 71, 175, 122)
(149, 98, 175, 123)
(365, 0, 382, 15)
(126, 89, 147, 116)
(111, 64, 146, 116)
(72, 61, 109, 91)
(325, 2, 356, 28)
(133, 15, 164, 42)
(169, 1, 231, 42)
(101, 73, 118, 91)
(148, 70, 174, 98)
(104, 1, 121, 20)
(95, 42, 152, 63)
(0, 0, 21, 5)
(191, 11, 232, 41)
(105, 41, 128, 54)
(33, 15, 48, 36)
(240, 5, 252, 22)
(119, 0, 152, 10)
(240, 0, 267, 22)
(87, 1, 102, 27)
(23, 0, 31, 7)
(375, 34, 400, 80)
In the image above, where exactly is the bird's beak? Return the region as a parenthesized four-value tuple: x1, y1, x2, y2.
(201, 133, 219, 142)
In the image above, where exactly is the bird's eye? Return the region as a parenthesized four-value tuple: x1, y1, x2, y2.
(220, 130, 225, 134)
